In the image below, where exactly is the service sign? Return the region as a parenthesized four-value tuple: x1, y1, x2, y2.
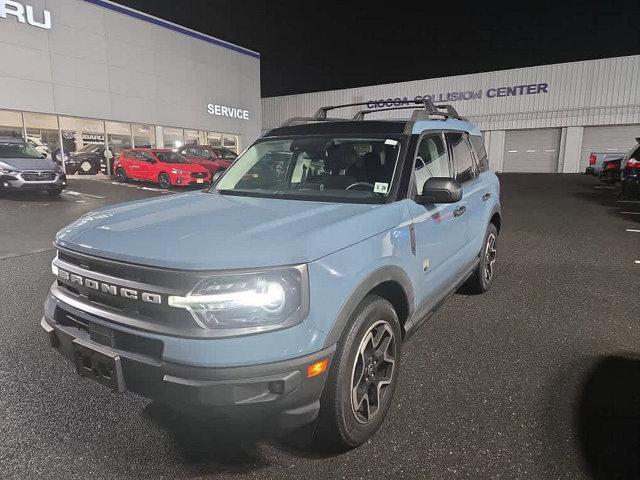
(207, 103, 250, 120)
(0, 0, 51, 30)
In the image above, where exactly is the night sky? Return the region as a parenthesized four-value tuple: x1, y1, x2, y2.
(114, 0, 640, 98)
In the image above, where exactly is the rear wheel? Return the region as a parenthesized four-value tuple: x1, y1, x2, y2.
(314, 295, 401, 451)
(158, 172, 171, 189)
(115, 167, 128, 183)
(464, 223, 498, 294)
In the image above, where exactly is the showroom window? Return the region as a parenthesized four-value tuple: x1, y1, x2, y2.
(132, 124, 155, 148)
(206, 132, 223, 147)
(59, 117, 106, 155)
(223, 134, 239, 153)
(0, 110, 24, 138)
(184, 129, 198, 146)
(106, 121, 132, 156)
(163, 127, 184, 149)
(23, 113, 60, 160)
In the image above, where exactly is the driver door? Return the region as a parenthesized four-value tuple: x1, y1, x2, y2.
(406, 132, 469, 316)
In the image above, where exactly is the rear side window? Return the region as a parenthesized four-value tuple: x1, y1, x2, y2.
(447, 132, 476, 183)
(469, 135, 489, 172)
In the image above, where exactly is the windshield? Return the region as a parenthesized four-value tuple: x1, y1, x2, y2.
(212, 136, 402, 203)
(155, 152, 189, 164)
(0, 141, 44, 159)
(77, 144, 102, 154)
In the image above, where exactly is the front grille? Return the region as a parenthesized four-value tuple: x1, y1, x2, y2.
(55, 306, 164, 359)
(190, 172, 206, 179)
(22, 171, 56, 181)
(54, 248, 220, 337)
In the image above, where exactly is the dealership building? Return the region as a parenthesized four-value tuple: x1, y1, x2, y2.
(263, 55, 640, 173)
(0, 0, 261, 171)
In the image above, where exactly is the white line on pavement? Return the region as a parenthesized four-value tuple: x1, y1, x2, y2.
(594, 186, 616, 189)
(635, 260, 640, 264)
(626, 229, 640, 233)
(620, 211, 640, 215)
(62, 190, 104, 199)
(618, 200, 640, 203)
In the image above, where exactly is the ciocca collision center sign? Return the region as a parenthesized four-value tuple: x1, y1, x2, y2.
(0, 0, 51, 29)
(207, 103, 250, 120)
(367, 82, 549, 108)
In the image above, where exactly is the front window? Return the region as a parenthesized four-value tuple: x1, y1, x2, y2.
(155, 152, 189, 164)
(217, 148, 238, 160)
(213, 136, 403, 203)
(0, 141, 44, 159)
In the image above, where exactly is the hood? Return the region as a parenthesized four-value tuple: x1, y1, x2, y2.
(55, 192, 402, 270)
(0, 157, 57, 171)
(164, 162, 208, 173)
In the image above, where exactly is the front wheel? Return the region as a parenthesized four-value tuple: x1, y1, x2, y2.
(158, 172, 171, 189)
(115, 167, 128, 183)
(78, 160, 97, 175)
(314, 295, 401, 451)
(464, 223, 498, 293)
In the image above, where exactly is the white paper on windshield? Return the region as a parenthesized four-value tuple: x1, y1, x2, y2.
(384, 139, 398, 146)
(374, 182, 389, 194)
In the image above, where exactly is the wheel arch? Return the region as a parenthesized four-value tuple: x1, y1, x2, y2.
(490, 208, 501, 234)
(323, 265, 415, 347)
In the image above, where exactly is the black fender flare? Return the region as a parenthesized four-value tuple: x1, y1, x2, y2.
(323, 265, 415, 347)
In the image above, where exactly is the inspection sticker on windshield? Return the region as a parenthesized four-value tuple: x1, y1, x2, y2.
(374, 182, 389, 194)
(384, 139, 398, 146)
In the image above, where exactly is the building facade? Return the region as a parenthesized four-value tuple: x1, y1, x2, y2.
(0, 0, 261, 171)
(262, 55, 640, 173)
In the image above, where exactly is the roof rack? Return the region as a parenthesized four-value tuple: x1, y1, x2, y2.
(273, 98, 465, 131)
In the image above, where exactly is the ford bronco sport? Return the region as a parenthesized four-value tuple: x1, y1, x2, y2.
(43, 100, 501, 450)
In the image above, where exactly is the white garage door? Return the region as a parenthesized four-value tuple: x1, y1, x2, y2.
(503, 129, 561, 173)
(580, 125, 640, 170)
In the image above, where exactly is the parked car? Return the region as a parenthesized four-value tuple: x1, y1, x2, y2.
(43, 100, 501, 450)
(620, 139, 640, 198)
(113, 148, 211, 188)
(27, 136, 51, 158)
(63, 144, 111, 175)
(0, 136, 66, 195)
(599, 158, 622, 183)
(177, 144, 237, 175)
(585, 152, 625, 175)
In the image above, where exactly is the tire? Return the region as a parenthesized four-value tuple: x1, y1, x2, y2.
(78, 160, 97, 175)
(158, 172, 171, 189)
(464, 223, 498, 294)
(313, 295, 402, 451)
(47, 188, 62, 196)
(115, 167, 128, 183)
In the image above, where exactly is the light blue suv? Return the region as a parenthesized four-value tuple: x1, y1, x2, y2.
(42, 100, 501, 450)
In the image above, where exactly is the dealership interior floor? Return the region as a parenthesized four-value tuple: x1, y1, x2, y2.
(1, 174, 638, 480)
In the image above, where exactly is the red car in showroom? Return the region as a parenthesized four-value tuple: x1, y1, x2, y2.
(113, 149, 210, 189)
(177, 145, 237, 175)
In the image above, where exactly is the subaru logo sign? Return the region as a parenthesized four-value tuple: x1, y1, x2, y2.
(0, 0, 51, 30)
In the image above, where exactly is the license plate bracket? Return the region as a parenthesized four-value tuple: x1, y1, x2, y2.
(72, 339, 126, 393)
(196, 178, 204, 183)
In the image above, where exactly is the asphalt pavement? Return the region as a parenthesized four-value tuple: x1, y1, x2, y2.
(0, 174, 638, 480)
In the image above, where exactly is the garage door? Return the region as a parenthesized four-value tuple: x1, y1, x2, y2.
(580, 125, 640, 170)
(503, 129, 561, 173)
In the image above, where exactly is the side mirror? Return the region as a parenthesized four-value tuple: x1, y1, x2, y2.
(415, 177, 463, 204)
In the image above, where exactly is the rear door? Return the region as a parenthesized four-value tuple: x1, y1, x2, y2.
(449, 132, 491, 258)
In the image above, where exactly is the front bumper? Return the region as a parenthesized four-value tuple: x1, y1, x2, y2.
(41, 307, 333, 430)
(1, 171, 66, 191)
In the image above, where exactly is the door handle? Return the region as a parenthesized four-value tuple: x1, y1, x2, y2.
(453, 206, 466, 217)
(482, 193, 491, 201)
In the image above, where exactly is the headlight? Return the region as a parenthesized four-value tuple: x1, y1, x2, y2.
(0, 167, 18, 175)
(171, 168, 184, 174)
(168, 265, 308, 331)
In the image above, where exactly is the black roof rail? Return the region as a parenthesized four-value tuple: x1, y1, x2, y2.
(273, 99, 466, 132)
(277, 116, 348, 128)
